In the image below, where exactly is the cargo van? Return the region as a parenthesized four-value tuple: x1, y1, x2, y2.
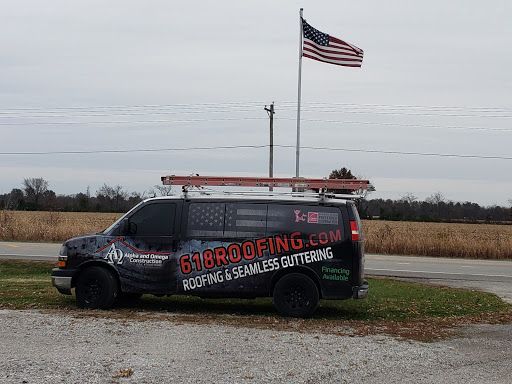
(52, 179, 369, 318)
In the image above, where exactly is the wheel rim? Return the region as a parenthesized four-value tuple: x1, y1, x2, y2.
(284, 284, 309, 309)
(83, 278, 102, 304)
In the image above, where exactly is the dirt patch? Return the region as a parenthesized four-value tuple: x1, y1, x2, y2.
(40, 307, 512, 342)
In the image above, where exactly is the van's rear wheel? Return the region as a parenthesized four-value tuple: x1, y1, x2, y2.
(273, 273, 319, 318)
(75, 266, 118, 309)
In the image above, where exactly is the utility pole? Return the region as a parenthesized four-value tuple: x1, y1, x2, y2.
(264, 102, 275, 191)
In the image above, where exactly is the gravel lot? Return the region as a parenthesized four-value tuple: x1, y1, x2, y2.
(1, 309, 511, 384)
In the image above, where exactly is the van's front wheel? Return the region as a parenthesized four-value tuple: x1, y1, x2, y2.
(75, 266, 118, 309)
(115, 292, 143, 306)
(273, 273, 319, 318)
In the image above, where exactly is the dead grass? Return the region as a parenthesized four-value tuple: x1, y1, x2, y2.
(363, 220, 512, 260)
(1, 211, 511, 260)
(0, 211, 121, 242)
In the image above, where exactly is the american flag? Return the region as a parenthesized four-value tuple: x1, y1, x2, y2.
(224, 203, 267, 238)
(302, 18, 363, 68)
(187, 202, 271, 238)
(187, 202, 225, 237)
(186, 202, 341, 238)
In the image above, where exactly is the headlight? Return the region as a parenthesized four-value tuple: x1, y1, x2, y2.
(59, 245, 68, 256)
(59, 244, 68, 268)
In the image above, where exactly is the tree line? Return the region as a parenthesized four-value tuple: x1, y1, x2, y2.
(1, 176, 511, 222)
(328, 168, 512, 223)
(0, 177, 172, 213)
(359, 193, 512, 223)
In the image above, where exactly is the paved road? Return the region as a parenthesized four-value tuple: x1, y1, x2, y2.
(366, 254, 512, 282)
(1, 241, 511, 302)
(0, 241, 61, 261)
(366, 254, 512, 303)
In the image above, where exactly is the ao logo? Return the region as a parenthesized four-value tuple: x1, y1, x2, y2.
(105, 243, 124, 265)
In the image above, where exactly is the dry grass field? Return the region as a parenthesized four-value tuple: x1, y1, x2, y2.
(0, 211, 121, 243)
(363, 220, 512, 260)
(1, 211, 511, 260)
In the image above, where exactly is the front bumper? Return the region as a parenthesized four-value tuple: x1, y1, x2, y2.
(353, 279, 369, 299)
(51, 268, 76, 295)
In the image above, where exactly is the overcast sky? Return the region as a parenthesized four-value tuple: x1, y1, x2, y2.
(1, 0, 511, 206)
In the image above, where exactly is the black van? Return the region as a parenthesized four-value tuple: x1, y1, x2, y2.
(51, 194, 368, 317)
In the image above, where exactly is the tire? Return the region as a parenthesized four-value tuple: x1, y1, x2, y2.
(273, 273, 319, 318)
(115, 292, 143, 306)
(75, 266, 118, 309)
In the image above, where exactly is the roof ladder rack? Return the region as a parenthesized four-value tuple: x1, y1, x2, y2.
(161, 175, 374, 199)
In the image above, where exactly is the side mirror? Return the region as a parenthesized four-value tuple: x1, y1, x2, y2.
(120, 218, 129, 235)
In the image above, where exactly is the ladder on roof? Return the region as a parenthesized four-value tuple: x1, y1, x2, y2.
(161, 175, 374, 195)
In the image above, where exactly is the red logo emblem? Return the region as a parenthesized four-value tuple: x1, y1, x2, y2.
(294, 210, 306, 222)
(308, 212, 318, 223)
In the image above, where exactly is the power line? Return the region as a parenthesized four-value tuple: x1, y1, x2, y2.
(3, 100, 512, 112)
(293, 108, 512, 118)
(0, 101, 267, 113)
(282, 118, 512, 133)
(0, 108, 263, 119)
(2, 101, 512, 118)
(278, 101, 512, 113)
(1, 100, 510, 133)
(0, 145, 268, 155)
(0, 117, 267, 126)
(1, 144, 510, 161)
(1, 115, 509, 133)
(277, 145, 512, 161)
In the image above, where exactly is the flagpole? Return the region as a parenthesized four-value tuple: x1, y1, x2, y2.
(295, 8, 303, 178)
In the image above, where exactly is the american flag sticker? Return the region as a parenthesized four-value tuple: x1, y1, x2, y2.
(308, 212, 338, 225)
(187, 202, 275, 238)
(187, 202, 225, 237)
(224, 205, 267, 238)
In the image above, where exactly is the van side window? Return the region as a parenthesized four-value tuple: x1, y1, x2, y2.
(187, 202, 225, 237)
(225, 203, 267, 238)
(185, 202, 342, 239)
(129, 203, 176, 236)
(186, 202, 268, 239)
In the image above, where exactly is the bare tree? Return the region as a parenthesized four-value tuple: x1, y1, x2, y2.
(149, 185, 174, 197)
(399, 193, 418, 204)
(22, 177, 49, 206)
(426, 192, 445, 205)
(426, 192, 446, 220)
(128, 190, 148, 206)
(112, 185, 128, 208)
(96, 184, 129, 211)
(97, 184, 114, 198)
